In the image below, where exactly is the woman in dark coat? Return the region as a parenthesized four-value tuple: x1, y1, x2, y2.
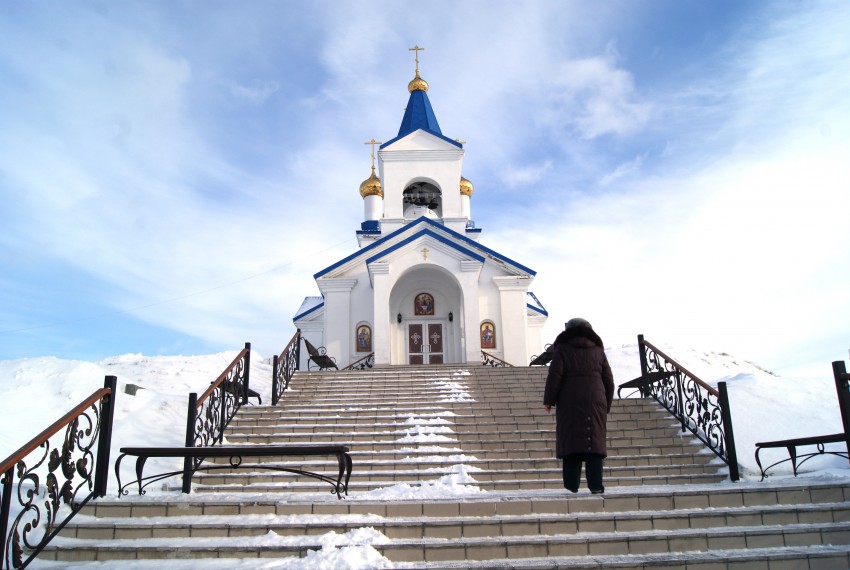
(543, 318, 615, 494)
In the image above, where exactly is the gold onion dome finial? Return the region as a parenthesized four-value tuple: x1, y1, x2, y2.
(408, 44, 429, 92)
(360, 138, 383, 198)
(460, 176, 474, 197)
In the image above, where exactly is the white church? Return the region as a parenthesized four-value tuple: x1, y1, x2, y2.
(294, 48, 548, 368)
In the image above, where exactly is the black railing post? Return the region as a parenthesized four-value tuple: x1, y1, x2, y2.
(295, 329, 301, 371)
(637, 334, 650, 397)
(0, 466, 12, 564)
(718, 381, 740, 481)
(218, 381, 227, 445)
(94, 375, 117, 497)
(182, 393, 198, 494)
(272, 354, 280, 406)
(242, 342, 251, 406)
(833, 361, 850, 458)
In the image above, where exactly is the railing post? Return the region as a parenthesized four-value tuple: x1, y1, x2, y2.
(272, 354, 280, 406)
(94, 375, 117, 497)
(295, 329, 301, 371)
(718, 381, 740, 481)
(832, 361, 850, 459)
(242, 342, 251, 406)
(182, 392, 198, 494)
(637, 334, 650, 397)
(1, 466, 12, 563)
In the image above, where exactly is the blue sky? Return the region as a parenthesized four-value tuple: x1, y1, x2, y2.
(1, 1, 848, 376)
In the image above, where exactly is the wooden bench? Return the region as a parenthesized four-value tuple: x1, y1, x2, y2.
(115, 444, 352, 498)
(754, 432, 847, 480)
(303, 338, 338, 371)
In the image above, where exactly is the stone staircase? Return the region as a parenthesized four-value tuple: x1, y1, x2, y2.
(43, 365, 850, 568)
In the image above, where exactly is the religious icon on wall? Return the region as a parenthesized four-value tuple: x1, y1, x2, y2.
(356, 325, 372, 352)
(480, 322, 496, 349)
(414, 293, 435, 316)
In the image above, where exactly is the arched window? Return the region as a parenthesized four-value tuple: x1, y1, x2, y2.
(480, 321, 496, 349)
(403, 181, 441, 219)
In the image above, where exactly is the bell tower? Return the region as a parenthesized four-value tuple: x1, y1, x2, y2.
(356, 45, 479, 244)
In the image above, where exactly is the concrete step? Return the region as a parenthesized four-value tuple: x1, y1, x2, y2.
(51, 483, 850, 565)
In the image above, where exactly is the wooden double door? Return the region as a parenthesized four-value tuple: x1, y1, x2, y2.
(407, 322, 444, 365)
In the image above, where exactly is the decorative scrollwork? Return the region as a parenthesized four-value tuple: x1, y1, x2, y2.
(4, 401, 103, 569)
(481, 351, 512, 367)
(641, 341, 730, 466)
(191, 354, 247, 454)
(273, 331, 301, 405)
(343, 353, 374, 371)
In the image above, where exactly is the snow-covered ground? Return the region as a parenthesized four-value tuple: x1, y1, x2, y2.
(1, 344, 848, 569)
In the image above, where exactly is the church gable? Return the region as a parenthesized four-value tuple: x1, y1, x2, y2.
(315, 217, 533, 283)
(380, 129, 462, 154)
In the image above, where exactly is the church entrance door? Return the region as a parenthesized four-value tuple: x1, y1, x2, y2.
(407, 322, 444, 365)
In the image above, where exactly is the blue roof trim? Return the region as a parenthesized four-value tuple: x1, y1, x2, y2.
(527, 303, 549, 317)
(526, 291, 548, 317)
(294, 301, 324, 321)
(314, 217, 535, 279)
(365, 228, 485, 266)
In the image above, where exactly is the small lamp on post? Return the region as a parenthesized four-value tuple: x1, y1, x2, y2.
(397, 313, 402, 323)
(448, 312, 453, 322)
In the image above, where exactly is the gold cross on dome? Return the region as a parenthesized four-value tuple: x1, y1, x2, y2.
(409, 45, 424, 74)
(421, 246, 429, 261)
(364, 138, 382, 171)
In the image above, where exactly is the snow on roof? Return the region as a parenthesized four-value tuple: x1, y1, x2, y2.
(293, 296, 323, 321)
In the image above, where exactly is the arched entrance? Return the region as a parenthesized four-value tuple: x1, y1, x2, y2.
(389, 265, 463, 365)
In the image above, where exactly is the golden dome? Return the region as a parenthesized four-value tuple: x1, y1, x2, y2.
(359, 167, 383, 198)
(408, 71, 429, 93)
(459, 176, 474, 197)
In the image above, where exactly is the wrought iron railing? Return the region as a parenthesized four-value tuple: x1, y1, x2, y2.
(1, 376, 116, 569)
(833, 360, 850, 458)
(272, 330, 301, 405)
(181, 343, 251, 492)
(482, 351, 513, 367)
(529, 343, 553, 366)
(618, 335, 740, 481)
(343, 353, 374, 370)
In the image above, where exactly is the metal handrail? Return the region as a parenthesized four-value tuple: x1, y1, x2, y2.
(1, 376, 116, 569)
(181, 343, 251, 492)
(343, 353, 374, 370)
(621, 334, 740, 481)
(482, 351, 514, 367)
(272, 330, 301, 405)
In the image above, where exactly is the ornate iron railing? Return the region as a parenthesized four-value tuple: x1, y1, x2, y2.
(181, 343, 251, 493)
(1, 376, 116, 569)
(343, 353, 374, 370)
(619, 335, 740, 481)
(529, 343, 553, 366)
(482, 351, 513, 367)
(832, 360, 850, 458)
(272, 330, 301, 405)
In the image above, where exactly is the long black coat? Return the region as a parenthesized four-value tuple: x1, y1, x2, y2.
(543, 327, 615, 458)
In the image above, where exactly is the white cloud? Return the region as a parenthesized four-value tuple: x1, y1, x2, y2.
(544, 46, 651, 140)
(228, 79, 280, 105)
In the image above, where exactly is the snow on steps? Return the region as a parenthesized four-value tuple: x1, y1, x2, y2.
(40, 365, 850, 568)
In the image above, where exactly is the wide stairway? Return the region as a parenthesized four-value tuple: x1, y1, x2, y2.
(45, 366, 850, 568)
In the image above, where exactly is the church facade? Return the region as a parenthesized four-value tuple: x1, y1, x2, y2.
(294, 51, 548, 368)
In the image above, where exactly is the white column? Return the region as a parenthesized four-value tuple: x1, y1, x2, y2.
(459, 260, 483, 364)
(370, 263, 392, 366)
(316, 278, 358, 369)
(492, 276, 534, 366)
